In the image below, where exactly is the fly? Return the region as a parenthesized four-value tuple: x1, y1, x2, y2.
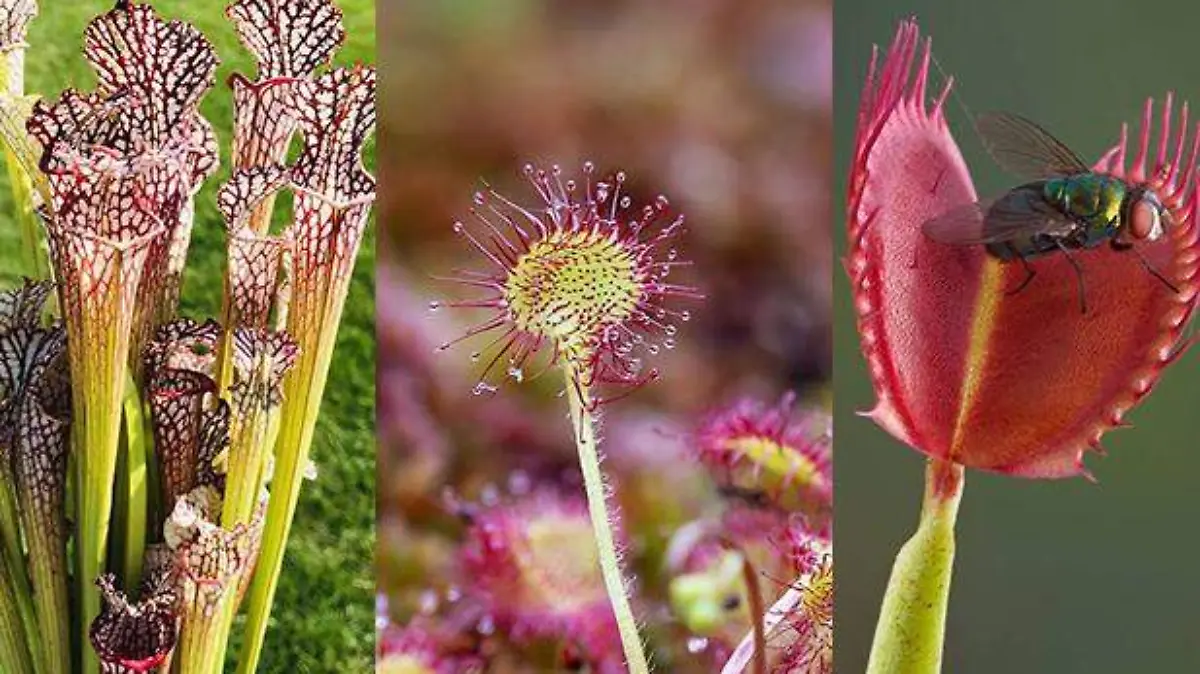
(922, 112, 1178, 313)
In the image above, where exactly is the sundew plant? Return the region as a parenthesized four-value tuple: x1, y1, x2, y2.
(0, 1, 375, 673)
(379, 164, 834, 673)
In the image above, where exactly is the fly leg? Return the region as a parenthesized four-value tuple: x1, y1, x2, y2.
(1127, 245, 1181, 294)
(1053, 240, 1088, 314)
(1005, 243, 1037, 296)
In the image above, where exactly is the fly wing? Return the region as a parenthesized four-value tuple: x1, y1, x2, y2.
(922, 184, 1078, 245)
(976, 112, 1091, 179)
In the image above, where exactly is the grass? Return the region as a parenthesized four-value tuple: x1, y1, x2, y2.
(4, 2, 377, 671)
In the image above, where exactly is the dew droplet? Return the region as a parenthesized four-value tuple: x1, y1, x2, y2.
(655, 194, 670, 210)
(480, 483, 500, 506)
(668, 248, 678, 261)
(473, 191, 486, 206)
(523, 163, 535, 176)
(664, 338, 676, 350)
(508, 470, 531, 495)
(507, 366, 524, 382)
(418, 590, 439, 614)
(566, 179, 576, 192)
(583, 160, 595, 174)
(445, 586, 463, 603)
(620, 196, 632, 209)
(470, 351, 481, 362)
(552, 164, 562, 176)
(428, 301, 441, 311)
(616, 171, 627, 183)
(665, 325, 677, 337)
(687, 637, 709, 654)
(477, 615, 496, 635)
(681, 310, 691, 322)
(596, 182, 611, 202)
(435, 343, 451, 352)
(452, 221, 465, 234)
(647, 344, 660, 355)
(472, 382, 497, 396)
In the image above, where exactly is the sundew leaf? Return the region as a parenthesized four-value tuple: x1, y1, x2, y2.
(226, 0, 345, 80)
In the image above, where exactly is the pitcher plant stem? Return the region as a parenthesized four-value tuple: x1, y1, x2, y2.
(867, 458, 964, 674)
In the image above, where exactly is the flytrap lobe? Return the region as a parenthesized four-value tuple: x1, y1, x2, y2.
(848, 20, 1200, 478)
(0, 0, 374, 671)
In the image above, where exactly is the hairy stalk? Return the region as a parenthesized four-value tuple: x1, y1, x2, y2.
(867, 459, 964, 674)
(721, 583, 804, 674)
(739, 556, 767, 674)
(116, 375, 147, 591)
(564, 363, 650, 673)
(0, 553, 33, 674)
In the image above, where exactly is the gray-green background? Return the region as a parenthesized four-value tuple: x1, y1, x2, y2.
(835, 1, 1200, 672)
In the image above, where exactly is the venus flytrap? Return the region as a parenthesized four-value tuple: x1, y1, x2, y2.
(848, 21, 1200, 673)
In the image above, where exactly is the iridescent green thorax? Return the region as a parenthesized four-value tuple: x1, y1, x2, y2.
(1043, 173, 1128, 238)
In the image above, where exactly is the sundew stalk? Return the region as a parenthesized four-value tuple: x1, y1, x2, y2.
(565, 364, 650, 672)
(867, 460, 963, 674)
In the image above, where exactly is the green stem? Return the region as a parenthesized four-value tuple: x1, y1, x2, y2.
(564, 365, 650, 673)
(7, 147, 44, 281)
(0, 553, 34, 674)
(0, 472, 38, 668)
(867, 459, 965, 674)
(0, 46, 44, 282)
(117, 375, 147, 591)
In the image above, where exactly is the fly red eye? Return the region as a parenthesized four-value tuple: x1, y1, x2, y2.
(1129, 198, 1162, 240)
